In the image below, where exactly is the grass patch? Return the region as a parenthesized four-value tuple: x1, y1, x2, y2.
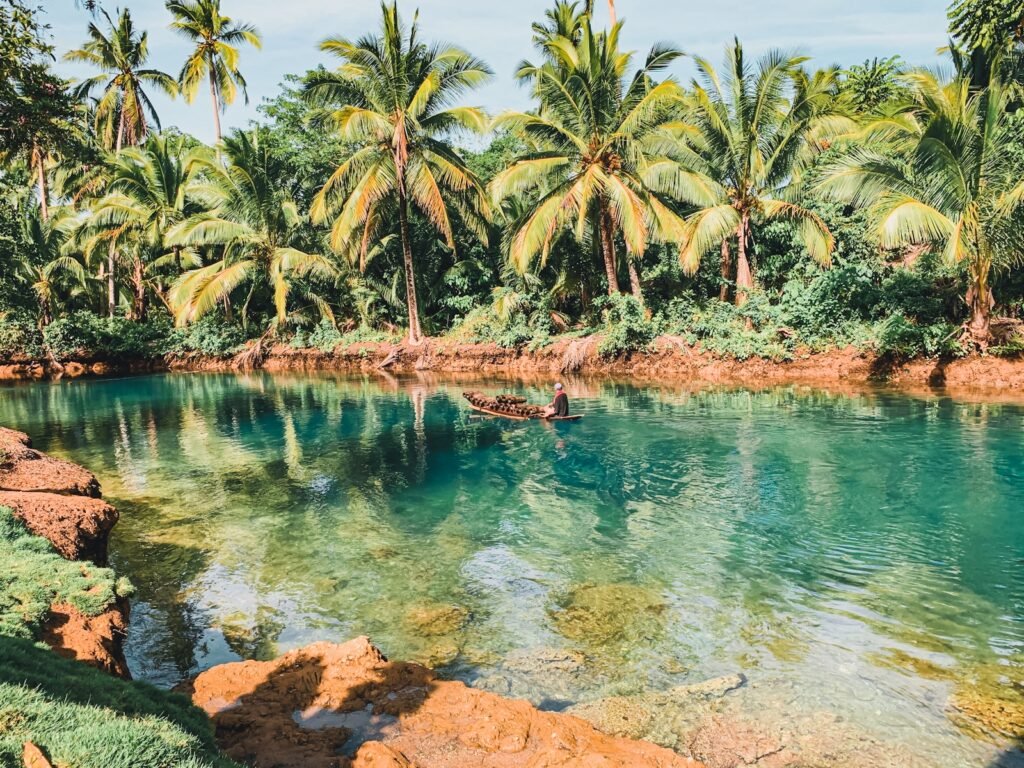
(0, 506, 133, 639)
(0, 637, 238, 768)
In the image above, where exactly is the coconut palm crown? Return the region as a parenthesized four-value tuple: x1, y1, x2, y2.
(672, 41, 851, 304)
(306, 1, 493, 344)
(492, 16, 688, 300)
(165, 0, 262, 143)
(167, 130, 338, 329)
(64, 8, 178, 151)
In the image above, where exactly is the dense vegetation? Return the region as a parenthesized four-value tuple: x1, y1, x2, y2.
(2, 0, 1024, 363)
(0, 506, 234, 767)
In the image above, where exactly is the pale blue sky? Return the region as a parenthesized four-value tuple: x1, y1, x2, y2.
(40, 0, 949, 143)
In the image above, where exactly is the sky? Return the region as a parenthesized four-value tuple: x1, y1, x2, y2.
(40, 0, 950, 144)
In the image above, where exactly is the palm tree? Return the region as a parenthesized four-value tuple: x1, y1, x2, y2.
(492, 17, 687, 302)
(86, 135, 203, 320)
(167, 130, 338, 330)
(65, 7, 177, 318)
(672, 42, 848, 305)
(818, 70, 1024, 346)
(165, 0, 262, 144)
(64, 8, 178, 152)
(307, 2, 492, 344)
(17, 208, 87, 326)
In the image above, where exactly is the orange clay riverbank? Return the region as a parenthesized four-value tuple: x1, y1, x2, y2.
(3, 335, 1024, 397)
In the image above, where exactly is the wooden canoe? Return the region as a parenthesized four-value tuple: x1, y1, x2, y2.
(467, 402, 583, 422)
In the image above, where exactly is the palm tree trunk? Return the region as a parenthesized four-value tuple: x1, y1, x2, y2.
(608, 0, 616, 25)
(967, 263, 994, 348)
(719, 238, 731, 302)
(599, 201, 620, 295)
(131, 257, 146, 322)
(398, 190, 423, 344)
(35, 147, 49, 222)
(108, 111, 126, 318)
(735, 211, 753, 307)
(107, 241, 117, 319)
(627, 259, 644, 305)
(209, 67, 222, 144)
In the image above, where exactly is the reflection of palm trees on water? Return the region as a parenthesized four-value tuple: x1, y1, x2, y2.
(2, 373, 1023, 766)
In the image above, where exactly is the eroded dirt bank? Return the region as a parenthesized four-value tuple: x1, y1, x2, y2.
(0, 427, 129, 677)
(5, 337, 1024, 395)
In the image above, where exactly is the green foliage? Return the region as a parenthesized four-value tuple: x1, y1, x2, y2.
(43, 312, 176, 359)
(874, 314, 962, 359)
(0, 312, 44, 360)
(0, 637, 237, 768)
(0, 506, 132, 640)
(664, 295, 798, 361)
(841, 56, 906, 112)
(307, 318, 342, 351)
(595, 294, 658, 357)
(168, 315, 246, 357)
(949, 0, 1024, 53)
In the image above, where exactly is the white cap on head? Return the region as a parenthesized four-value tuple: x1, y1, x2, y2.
(555, 383, 563, 390)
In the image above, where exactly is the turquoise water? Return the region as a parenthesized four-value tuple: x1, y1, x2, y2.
(2, 372, 1023, 766)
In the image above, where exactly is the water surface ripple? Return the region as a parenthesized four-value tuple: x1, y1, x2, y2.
(2, 373, 1023, 766)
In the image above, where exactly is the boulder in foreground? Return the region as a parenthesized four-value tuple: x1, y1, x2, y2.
(189, 636, 702, 768)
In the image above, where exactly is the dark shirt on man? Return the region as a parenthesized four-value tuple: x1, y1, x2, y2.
(551, 391, 569, 417)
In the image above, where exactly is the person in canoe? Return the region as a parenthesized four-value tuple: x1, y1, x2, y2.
(543, 383, 569, 419)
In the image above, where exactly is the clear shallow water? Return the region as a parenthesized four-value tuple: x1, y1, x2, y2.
(2, 372, 1023, 766)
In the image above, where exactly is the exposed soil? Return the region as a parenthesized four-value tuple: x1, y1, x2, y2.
(0, 491, 117, 564)
(41, 599, 131, 678)
(5, 336, 1024, 397)
(0, 427, 129, 677)
(187, 636, 702, 768)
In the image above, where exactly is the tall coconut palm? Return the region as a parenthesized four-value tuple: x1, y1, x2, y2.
(165, 0, 262, 144)
(673, 42, 849, 305)
(65, 7, 177, 318)
(306, 2, 492, 344)
(818, 70, 1024, 346)
(86, 135, 204, 320)
(167, 130, 338, 330)
(64, 8, 177, 152)
(492, 18, 687, 301)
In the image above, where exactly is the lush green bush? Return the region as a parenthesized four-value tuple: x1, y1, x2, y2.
(167, 316, 246, 357)
(663, 296, 798, 361)
(595, 294, 658, 357)
(42, 313, 179, 360)
(0, 312, 44, 360)
(873, 314, 962, 359)
(0, 506, 133, 639)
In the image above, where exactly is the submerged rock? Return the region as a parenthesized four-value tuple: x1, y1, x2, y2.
(549, 583, 668, 645)
(405, 603, 469, 637)
(188, 636, 703, 768)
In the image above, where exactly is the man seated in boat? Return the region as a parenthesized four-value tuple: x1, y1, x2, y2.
(543, 383, 569, 419)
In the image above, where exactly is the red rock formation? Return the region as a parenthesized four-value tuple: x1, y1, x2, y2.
(0, 491, 117, 564)
(188, 637, 702, 768)
(0, 428, 101, 497)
